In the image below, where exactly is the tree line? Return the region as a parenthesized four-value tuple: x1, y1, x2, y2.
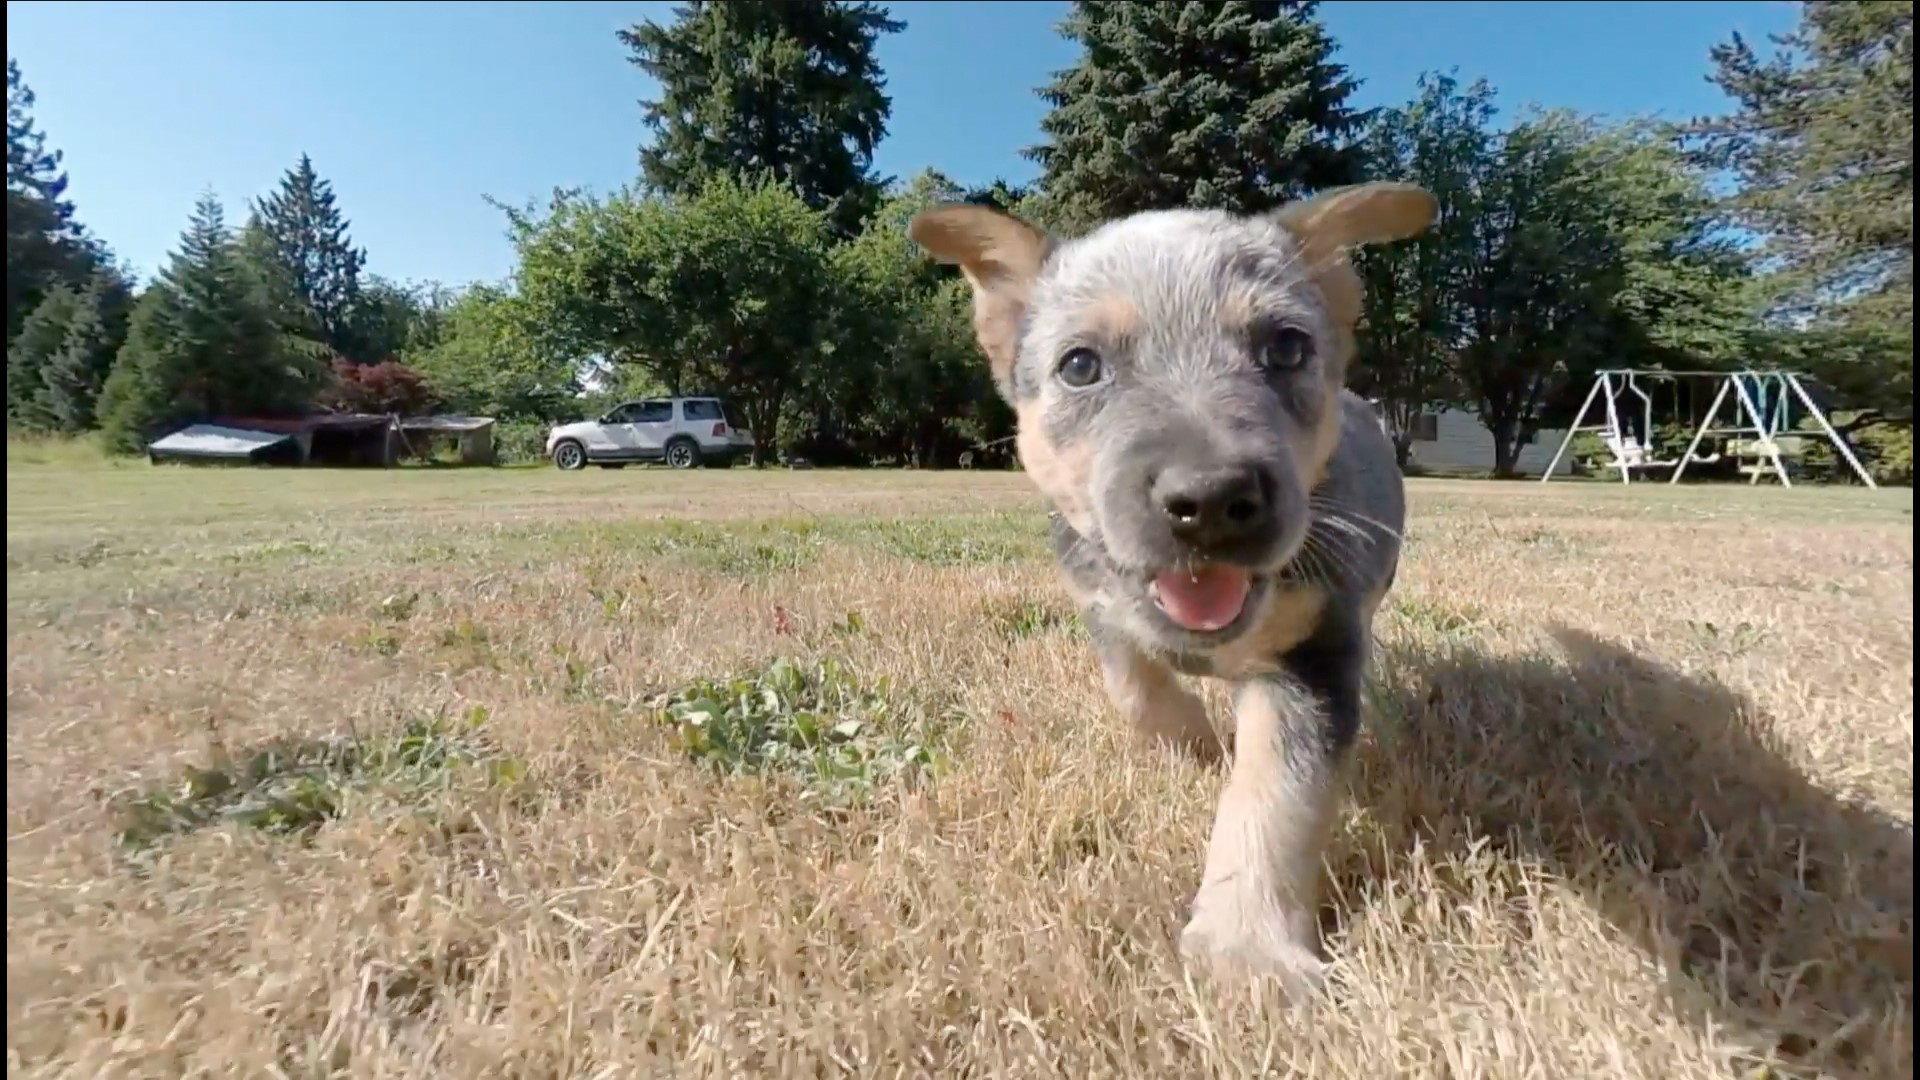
(5, 1, 1910, 479)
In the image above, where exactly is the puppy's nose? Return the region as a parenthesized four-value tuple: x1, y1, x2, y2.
(1152, 464, 1269, 549)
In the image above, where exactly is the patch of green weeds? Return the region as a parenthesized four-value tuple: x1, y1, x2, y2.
(984, 596, 1085, 642)
(219, 539, 330, 566)
(1685, 618, 1767, 657)
(652, 656, 947, 806)
(842, 512, 1048, 567)
(437, 618, 491, 649)
(114, 707, 525, 852)
(563, 520, 823, 576)
(1508, 527, 1583, 553)
(377, 591, 422, 621)
(353, 626, 404, 657)
(1391, 597, 1488, 637)
(582, 562, 653, 618)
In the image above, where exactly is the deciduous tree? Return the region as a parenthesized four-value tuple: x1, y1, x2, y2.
(510, 175, 837, 457)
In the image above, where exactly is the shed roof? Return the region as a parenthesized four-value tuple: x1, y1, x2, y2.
(396, 415, 497, 433)
(210, 414, 393, 434)
(149, 424, 295, 458)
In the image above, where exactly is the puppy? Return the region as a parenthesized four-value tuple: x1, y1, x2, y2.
(909, 183, 1436, 996)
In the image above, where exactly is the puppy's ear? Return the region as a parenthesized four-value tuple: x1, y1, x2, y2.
(1270, 182, 1437, 330)
(908, 204, 1053, 391)
(1271, 182, 1437, 262)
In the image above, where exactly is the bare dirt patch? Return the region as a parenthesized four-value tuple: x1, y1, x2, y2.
(8, 458, 1913, 1077)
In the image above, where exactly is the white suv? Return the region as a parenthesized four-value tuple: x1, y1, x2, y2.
(546, 396, 755, 471)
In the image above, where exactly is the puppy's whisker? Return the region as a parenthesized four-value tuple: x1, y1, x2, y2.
(1311, 498, 1405, 543)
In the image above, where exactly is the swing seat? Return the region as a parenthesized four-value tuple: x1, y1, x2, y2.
(1605, 436, 1676, 470)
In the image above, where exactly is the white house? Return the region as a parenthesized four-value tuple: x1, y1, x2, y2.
(1371, 404, 1575, 477)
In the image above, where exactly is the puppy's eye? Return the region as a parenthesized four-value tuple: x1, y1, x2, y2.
(1056, 347, 1106, 388)
(1257, 326, 1314, 373)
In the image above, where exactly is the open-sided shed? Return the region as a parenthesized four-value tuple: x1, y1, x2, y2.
(147, 415, 400, 467)
(396, 416, 497, 465)
(147, 424, 306, 466)
(208, 414, 399, 467)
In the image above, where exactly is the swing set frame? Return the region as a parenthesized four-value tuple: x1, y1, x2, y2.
(1539, 368, 1878, 488)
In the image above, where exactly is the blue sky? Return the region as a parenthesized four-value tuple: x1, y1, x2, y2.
(8, 0, 1800, 289)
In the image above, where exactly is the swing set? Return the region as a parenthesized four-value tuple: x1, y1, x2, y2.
(1539, 368, 1878, 488)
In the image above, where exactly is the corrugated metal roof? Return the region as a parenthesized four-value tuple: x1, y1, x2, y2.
(148, 424, 295, 457)
(396, 415, 496, 433)
(211, 414, 392, 433)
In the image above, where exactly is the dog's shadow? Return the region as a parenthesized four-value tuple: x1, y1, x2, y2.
(1345, 625, 1913, 1073)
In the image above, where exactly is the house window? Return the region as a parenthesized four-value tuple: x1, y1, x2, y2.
(1410, 412, 1440, 442)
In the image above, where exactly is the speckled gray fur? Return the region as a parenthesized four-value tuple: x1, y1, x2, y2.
(908, 183, 1435, 990)
(1013, 207, 1405, 753)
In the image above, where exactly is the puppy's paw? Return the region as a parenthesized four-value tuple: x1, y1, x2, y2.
(1178, 897, 1327, 1001)
(1139, 696, 1225, 765)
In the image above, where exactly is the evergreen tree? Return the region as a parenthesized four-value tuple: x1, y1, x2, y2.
(1691, 0, 1913, 418)
(7, 59, 98, 351)
(251, 154, 369, 360)
(6, 59, 78, 234)
(8, 284, 78, 429)
(619, 0, 904, 237)
(38, 268, 133, 432)
(1027, 1, 1369, 220)
(97, 193, 326, 453)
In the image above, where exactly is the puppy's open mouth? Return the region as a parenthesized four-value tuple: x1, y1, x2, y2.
(1147, 564, 1256, 633)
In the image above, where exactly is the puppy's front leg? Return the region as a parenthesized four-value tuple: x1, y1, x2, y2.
(1097, 639, 1222, 764)
(1179, 630, 1365, 997)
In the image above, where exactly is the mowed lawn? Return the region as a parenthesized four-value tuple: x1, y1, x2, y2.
(6, 451, 1914, 1078)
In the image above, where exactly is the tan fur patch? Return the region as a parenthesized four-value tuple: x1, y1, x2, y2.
(1212, 584, 1329, 679)
(1272, 182, 1434, 487)
(1015, 401, 1095, 536)
(1084, 292, 1142, 343)
(970, 293, 1027, 386)
(1099, 646, 1220, 762)
(906, 204, 1052, 388)
(1314, 259, 1364, 332)
(1182, 676, 1344, 983)
(1273, 182, 1438, 261)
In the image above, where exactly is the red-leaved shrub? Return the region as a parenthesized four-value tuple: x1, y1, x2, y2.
(318, 357, 441, 416)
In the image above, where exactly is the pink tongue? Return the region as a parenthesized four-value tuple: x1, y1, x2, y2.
(1152, 566, 1252, 631)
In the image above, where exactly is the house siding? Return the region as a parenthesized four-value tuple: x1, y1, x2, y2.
(1403, 408, 1574, 477)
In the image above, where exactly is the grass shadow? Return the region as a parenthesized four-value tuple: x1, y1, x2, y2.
(1357, 625, 1913, 1075)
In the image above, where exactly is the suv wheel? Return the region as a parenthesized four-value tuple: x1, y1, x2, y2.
(552, 440, 587, 471)
(665, 438, 701, 470)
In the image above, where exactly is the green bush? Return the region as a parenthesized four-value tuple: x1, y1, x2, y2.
(1789, 411, 1912, 484)
(1859, 423, 1914, 485)
(494, 419, 550, 465)
(1799, 418, 1913, 486)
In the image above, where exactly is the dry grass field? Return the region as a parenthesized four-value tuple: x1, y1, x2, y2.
(7, 447, 1914, 1079)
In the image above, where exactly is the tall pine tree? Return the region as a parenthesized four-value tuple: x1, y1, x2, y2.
(37, 267, 133, 433)
(8, 59, 100, 360)
(619, 0, 904, 237)
(1691, 0, 1913, 418)
(251, 154, 369, 361)
(98, 193, 326, 452)
(1027, 1, 1369, 222)
(8, 284, 79, 430)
